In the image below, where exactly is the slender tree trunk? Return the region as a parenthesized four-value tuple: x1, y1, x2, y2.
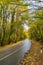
(8, 11, 15, 44)
(1, 6, 7, 46)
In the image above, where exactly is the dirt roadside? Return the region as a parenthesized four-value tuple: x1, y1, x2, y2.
(0, 41, 23, 51)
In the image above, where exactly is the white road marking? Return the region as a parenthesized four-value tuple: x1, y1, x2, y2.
(0, 46, 24, 61)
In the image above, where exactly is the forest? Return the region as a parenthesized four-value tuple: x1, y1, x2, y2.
(0, 0, 43, 46)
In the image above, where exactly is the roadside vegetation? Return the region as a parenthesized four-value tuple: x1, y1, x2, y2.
(29, 10, 43, 45)
(29, 21, 43, 42)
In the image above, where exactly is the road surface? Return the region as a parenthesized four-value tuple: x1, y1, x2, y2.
(0, 39, 32, 65)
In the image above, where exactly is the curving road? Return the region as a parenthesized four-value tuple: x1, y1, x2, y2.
(0, 39, 31, 65)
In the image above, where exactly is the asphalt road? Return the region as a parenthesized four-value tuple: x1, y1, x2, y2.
(0, 39, 32, 65)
